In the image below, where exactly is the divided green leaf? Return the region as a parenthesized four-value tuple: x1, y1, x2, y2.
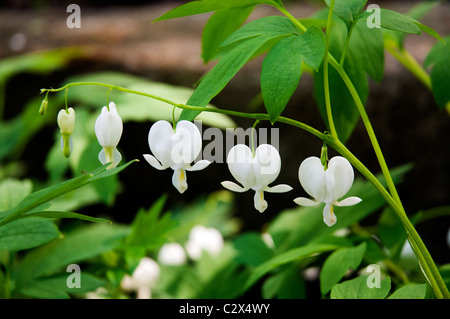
(0, 217, 60, 251)
(201, 6, 254, 63)
(153, 0, 277, 22)
(261, 26, 325, 123)
(330, 276, 391, 299)
(320, 241, 367, 296)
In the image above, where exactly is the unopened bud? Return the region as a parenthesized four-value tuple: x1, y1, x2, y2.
(57, 107, 75, 158)
(57, 108, 75, 135)
(39, 97, 48, 115)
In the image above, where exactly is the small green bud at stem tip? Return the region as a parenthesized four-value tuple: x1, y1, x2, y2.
(39, 99, 48, 116)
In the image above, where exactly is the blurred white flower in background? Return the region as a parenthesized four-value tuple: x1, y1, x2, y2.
(158, 242, 187, 266)
(121, 257, 160, 299)
(185, 225, 224, 260)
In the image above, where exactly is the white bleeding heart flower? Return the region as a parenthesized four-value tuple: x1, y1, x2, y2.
(143, 120, 210, 193)
(95, 101, 123, 169)
(157, 242, 187, 266)
(57, 107, 75, 158)
(293, 156, 362, 227)
(221, 144, 292, 213)
(120, 257, 160, 299)
(185, 225, 224, 260)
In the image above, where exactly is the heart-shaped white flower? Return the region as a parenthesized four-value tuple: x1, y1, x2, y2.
(95, 101, 123, 169)
(143, 120, 210, 193)
(294, 156, 362, 227)
(221, 144, 292, 213)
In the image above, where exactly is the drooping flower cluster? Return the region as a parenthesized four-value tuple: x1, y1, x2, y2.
(54, 101, 361, 227)
(140, 119, 362, 226)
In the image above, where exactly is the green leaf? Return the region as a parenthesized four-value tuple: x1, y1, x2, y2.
(413, 21, 443, 43)
(153, 0, 276, 22)
(378, 207, 407, 259)
(220, 16, 300, 48)
(376, 1, 442, 49)
(261, 27, 325, 123)
(0, 217, 60, 251)
(0, 47, 83, 81)
(0, 160, 136, 226)
(320, 242, 367, 296)
(330, 276, 391, 299)
(0, 178, 33, 211)
(388, 284, 427, 299)
(12, 223, 130, 290)
(364, 9, 421, 34)
(424, 36, 450, 108)
(243, 244, 338, 292)
(126, 195, 177, 249)
(350, 21, 385, 82)
(232, 232, 274, 266)
(19, 273, 107, 299)
(181, 35, 280, 121)
(325, 0, 367, 26)
(201, 6, 254, 63)
(262, 267, 306, 299)
(22, 211, 110, 223)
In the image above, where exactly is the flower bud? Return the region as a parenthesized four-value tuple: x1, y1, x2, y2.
(39, 97, 48, 116)
(57, 108, 75, 135)
(57, 107, 75, 158)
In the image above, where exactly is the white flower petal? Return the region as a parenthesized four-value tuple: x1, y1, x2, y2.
(172, 120, 202, 164)
(293, 197, 320, 206)
(221, 181, 248, 193)
(172, 168, 188, 193)
(158, 243, 186, 266)
(226, 144, 255, 189)
(253, 144, 281, 187)
(95, 103, 123, 148)
(335, 196, 362, 207)
(265, 184, 293, 193)
(326, 156, 354, 202)
(254, 189, 268, 213)
(298, 156, 327, 202)
(143, 154, 166, 170)
(131, 257, 160, 288)
(188, 159, 211, 171)
(98, 148, 106, 165)
(57, 108, 75, 134)
(148, 120, 174, 168)
(323, 203, 337, 227)
(186, 226, 224, 260)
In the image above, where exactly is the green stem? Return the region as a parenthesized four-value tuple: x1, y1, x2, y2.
(323, 0, 338, 139)
(385, 39, 431, 90)
(276, 7, 449, 299)
(340, 22, 355, 67)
